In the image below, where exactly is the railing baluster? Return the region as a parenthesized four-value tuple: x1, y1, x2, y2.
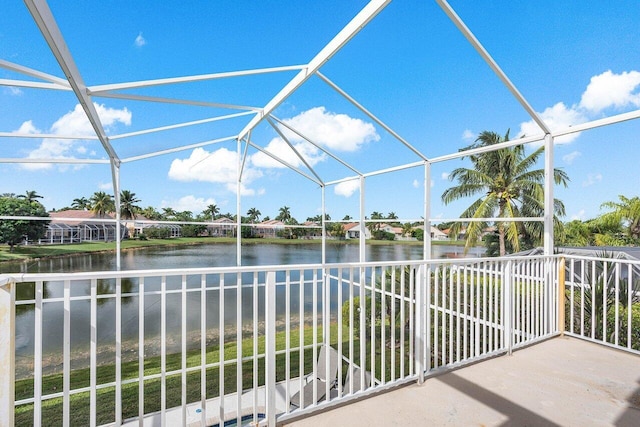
(200, 274, 206, 427)
(161, 276, 167, 427)
(34, 281, 43, 427)
(91, 279, 98, 427)
(181, 275, 187, 426)
(63, 279, 70, 426)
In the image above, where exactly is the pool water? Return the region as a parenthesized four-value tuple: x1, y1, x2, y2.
(209, 413, 266, 427)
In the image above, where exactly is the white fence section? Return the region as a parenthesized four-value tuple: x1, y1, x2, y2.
(0, 256, 573, 426)
(563, 254, 640, 354)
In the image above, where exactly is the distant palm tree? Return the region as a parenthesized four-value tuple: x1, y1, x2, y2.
(71, 197, 90, 210)
(401, 222, 413, 238)
(19, 190, 43, 203)
(600, 195, 640, 240)
(140, 206, 162, 220)
(442, 130, 569, 256)
(247, 207, 261, 223)
(162, 207, 177, 220)
(203, 204, 220, 221)
(276, 205, 292, 223)
(119, 190, 141, 220)
(90, 191, 115, 217)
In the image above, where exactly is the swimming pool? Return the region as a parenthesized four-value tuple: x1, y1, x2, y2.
(208, 413, 266, 427)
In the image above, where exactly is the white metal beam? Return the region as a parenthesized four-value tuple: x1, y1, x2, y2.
(316, 71, 429, 161)
(91, 91, 260, 112)
(0, 132, 98, 140)
(0, 78, 70, 91)
(0, 157, 109, 164)
(0, 58, 70, 86)
(270, 115, 362, 176)
(436, 0, 551, 135)
(237, 0, 391, 141)
(247, 141, 323, 186)
(89, 65, 305, 93)
(24, 0, 120, 164)
(109, 111, 255, 140)
(121, 136, 237, 163)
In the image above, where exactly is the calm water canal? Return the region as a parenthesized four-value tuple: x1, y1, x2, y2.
(8, 242, 485, 375)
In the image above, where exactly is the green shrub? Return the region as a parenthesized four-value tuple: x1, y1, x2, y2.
(606, 303, 640, 351)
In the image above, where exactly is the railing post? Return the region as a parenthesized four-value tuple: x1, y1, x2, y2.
(415, 265, 424, 384)
(504, 260, 513, 356)
(0, 277, 15, 427)
(265, 271, 277, 425)
(558, 257, 565, 335)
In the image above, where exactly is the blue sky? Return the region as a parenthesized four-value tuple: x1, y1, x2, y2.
(1, 1, 640, 224)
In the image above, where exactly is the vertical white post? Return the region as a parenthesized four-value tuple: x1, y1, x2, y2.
(111, 161, 122, 270)
(359, 176, 366, 263)
(543, 133, 554, 256)
(321, 185, 326, 265)
(265, 271, 277, 426)
(415, 266, 424, 384)
(424, 162, 432, 260)
(504, 260, 513, 355)
(236, 138, 242, 266)
(0, 278, 15, 427)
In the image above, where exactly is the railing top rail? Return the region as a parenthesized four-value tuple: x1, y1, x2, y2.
(0, 255, 556, 283)
(561, 253, 640, 266)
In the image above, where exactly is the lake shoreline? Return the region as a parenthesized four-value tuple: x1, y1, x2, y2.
(1, 237, 469, 265)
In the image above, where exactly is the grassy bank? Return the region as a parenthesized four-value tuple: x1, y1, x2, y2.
(0, 237, 466, 263)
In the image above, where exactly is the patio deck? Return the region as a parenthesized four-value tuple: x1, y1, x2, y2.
(283, 337, 640, 427)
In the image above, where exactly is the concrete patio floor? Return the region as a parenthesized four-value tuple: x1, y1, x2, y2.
(282, 337, 640, 426)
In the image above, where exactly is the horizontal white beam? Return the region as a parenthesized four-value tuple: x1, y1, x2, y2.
(110, 111, 255, 140)
(0, 78, 70, 91)
(552, 108, 640, 138)
(0, 157, 109, 164)
(0, 59, 70, 86)
(362, 160, 425, 178)
(247, 141, 322, 186)
(0, 132, 98, 140)
(432, 217, 544, 223)
(91, 91, 260, 111)
(89, 65, 305, 92)
(121, 136, 237, 163)
(430, 133, 545, 163)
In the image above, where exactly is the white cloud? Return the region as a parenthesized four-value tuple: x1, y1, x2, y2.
(562, 150, 581, 165)
(582, 173, 602, 187)
(19, 103, 131, 171)
(4, 87, 23, 96)
(98, 181, 113, 191)
(13, 120, 41, 135)
(168, 147, 263, 196)
(441, 172, 450, 180)
(334, 179, 360, 198)
(461, 129, 475, 141)
(281, 106, 379, 151)
(250, 137, 325, 169)
(518, 102, 586, 144)
(412, 179, 419, 188)
(161, 195, 216, 213)
(571, 209, 586, 221)
(579, 70, 640, 113)
(134, 32, 146, 47)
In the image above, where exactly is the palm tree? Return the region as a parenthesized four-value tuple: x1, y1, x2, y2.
(600, 195, 640, 241)
(276, 205, 292, 223)
(140, 206, 162, 220)
(247, 207, 261, 223)
(119, 190, 141, 220)
(162, 207, 177, 220)
(71, 197, 90, 210)
(442, 130, 569, 256)
(90, 191, 115, 217)
(19, 190, 43, 203)
(203, 204, 220, 221)
(401, 222, 413, 238)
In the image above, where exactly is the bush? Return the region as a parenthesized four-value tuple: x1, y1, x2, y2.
(606, 303, 640, 351)
(341, 296, 381, 337)
(144, 227, 171, 239)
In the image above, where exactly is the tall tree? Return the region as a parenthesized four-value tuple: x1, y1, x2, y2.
(0, 196, 50, 251)
(90, 191, 115, 217)
(599, 195, 640, 241)
(119, 190, 141, 220)
(276, 205, 292, 223)
(18, 190, 43, 203)
(203, 204, 220, 221)
(71, 197, 90, 210)
(247, 207, 261, 223)
(442, 130, 569, 256)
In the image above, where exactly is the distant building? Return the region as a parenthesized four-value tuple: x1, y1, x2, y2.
(255, 219, 286, 238)
(344, 222, 372, 240)
(206, 217, 235, 237)
(415, 225, 449, 241)
(44, 210, 127, 244)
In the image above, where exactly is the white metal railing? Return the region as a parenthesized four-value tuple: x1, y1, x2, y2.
(563, 255, 640, 354)
(1, 256, 563, 427)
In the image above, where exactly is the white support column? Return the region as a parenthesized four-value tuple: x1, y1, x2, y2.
(236, 138, 242, 266)
(111, 161, 122, 270)
(543, 133, 554, 256)
(0, 277, 15, 427)
(424, 162, 432, 261)
(359, 176, 366, 263)
(321, 185, 326, 265)
(265, 272, 277, 426)
(504, 260, 513, 355)
(414, 266, 424, 384)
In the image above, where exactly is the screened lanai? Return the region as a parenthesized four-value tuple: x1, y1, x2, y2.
(2, 0, 640, 268)
(2, 2, 640, 427)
